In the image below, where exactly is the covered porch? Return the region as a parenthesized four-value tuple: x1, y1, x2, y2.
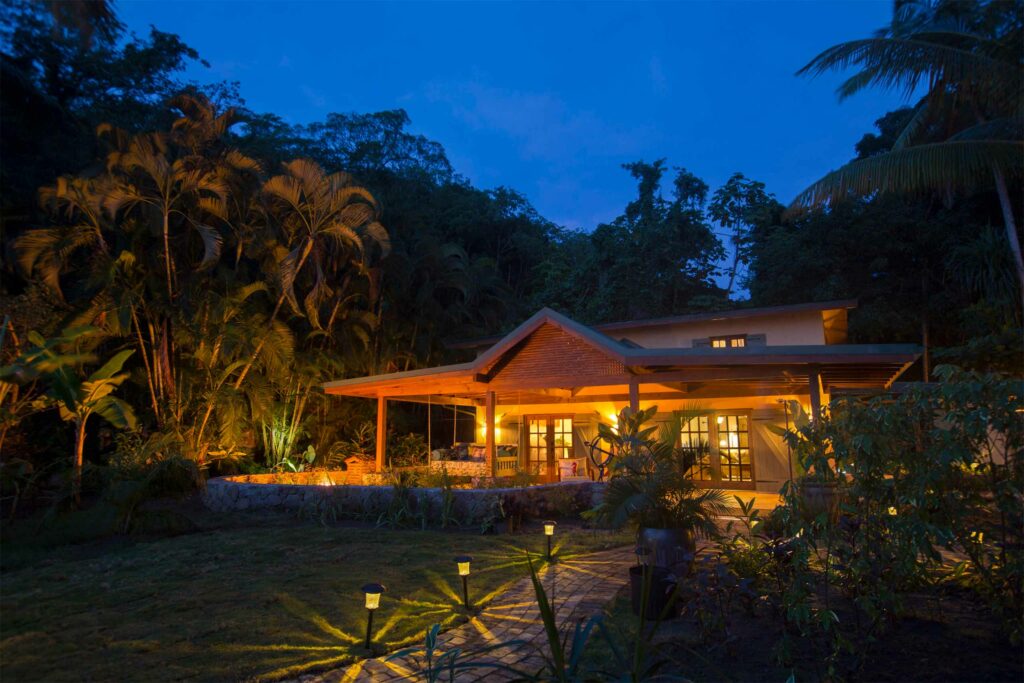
(323, 309, 920, 488)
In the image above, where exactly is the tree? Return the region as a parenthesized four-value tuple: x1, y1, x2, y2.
(708, 173, 783, 297)
(0, 328, 136, 504)
(534, 161, 724, 322)
(792, 0, 1024, 294)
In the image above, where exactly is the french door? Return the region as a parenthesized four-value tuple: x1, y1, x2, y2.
(526, 415, 573, 481)
(679, 413, 754, 489)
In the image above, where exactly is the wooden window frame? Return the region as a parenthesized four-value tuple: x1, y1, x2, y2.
(676, 410, 755, 490)
(524, 414, 575, 481)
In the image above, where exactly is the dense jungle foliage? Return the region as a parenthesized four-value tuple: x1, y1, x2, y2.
(0, 0, 1020, 508)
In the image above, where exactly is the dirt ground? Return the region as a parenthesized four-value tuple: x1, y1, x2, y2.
(595, 581, 1023, 683)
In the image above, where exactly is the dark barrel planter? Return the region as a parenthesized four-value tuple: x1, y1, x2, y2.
(800, 481, 841, 521)
(629, 565, 679, 621)
(639, 527, 695, 573)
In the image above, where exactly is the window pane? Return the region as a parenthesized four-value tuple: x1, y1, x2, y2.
(680, 415, 712, 480)
(718, 413, 752, 483)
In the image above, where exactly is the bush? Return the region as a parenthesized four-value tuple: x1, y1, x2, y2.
(772, 365, 1024, 676)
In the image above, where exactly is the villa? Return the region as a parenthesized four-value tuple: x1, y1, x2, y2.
(323, 300, 921, 493)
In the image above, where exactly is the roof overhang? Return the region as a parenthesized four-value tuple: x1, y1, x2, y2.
(323, 310, 921, 402)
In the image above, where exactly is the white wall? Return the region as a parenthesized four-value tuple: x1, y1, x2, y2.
(610, 310, 827, 348)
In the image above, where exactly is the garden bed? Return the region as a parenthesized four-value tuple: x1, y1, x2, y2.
(203, 475, 603, 528)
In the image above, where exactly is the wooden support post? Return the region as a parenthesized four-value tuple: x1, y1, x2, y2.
(628, 379, 640, 413)
(485, 391, 496, 476)
(375, 395, 387, 472)
(808, 366, 822, 423)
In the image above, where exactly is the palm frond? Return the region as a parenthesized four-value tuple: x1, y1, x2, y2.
(798, 36, 1021, 102)
(790, 139, 1024, 209)
(193, 223, 224, 271)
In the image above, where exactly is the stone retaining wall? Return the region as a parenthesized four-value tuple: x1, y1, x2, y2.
(202, 475, 604, 527)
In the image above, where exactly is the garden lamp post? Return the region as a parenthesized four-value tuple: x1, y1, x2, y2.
(544, 521, 556, 560)
(361, 582, 385, 649)
(455, 555, 472, 610)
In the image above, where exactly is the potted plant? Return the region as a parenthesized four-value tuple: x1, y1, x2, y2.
(768, 400, 842, 521)
(588, 406, 728, 617)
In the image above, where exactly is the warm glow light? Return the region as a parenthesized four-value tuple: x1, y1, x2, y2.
(728, 433, 739, 448)
(544, 521, 556, 536)
(362, 582, 385, 610)
(456, 555, 472, 576)
(716, 416, 724, 424)
(888, 506, 898, 516)
(719, 439, 728, 448)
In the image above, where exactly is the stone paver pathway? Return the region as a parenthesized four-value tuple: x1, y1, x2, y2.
(297, 545, 635, 682)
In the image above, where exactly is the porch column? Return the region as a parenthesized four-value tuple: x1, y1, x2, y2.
(485, 391, 496, 476)
(375, 395, 387, 471)
(808, 366, 822, 422)
(628, 378, 640, 413)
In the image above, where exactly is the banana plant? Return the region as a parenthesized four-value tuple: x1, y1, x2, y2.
(3, 329, 138, 505)
(49, 348, 138, 504)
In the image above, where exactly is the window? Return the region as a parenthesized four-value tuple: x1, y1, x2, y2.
(710, 335, 746, 349)
(716, 414, 751, 482)
(526, 415, 574, 479)
(680, 416, 712, 480)
(679, 412, 753, 486)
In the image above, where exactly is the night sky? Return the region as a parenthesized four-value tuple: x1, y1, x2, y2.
(119, 1, 911, 231)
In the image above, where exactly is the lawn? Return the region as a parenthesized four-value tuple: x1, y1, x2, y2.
(0, 507, 632, 682)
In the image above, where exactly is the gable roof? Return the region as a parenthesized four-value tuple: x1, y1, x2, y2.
(472, 308, 630, 369)
(446, 299, 858, 350)
(322, 307, 631, 394)
(323, 305, 920, 399)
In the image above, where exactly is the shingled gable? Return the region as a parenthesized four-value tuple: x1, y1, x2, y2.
(473, 309, 630, 382)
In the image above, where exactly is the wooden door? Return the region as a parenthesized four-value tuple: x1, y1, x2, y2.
(526, 415, 574, 482)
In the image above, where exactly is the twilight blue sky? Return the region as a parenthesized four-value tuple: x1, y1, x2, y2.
(119, 0, 910, 231)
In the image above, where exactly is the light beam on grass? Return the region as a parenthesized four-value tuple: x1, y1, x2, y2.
(276, 593, 360, 643)
(261, 654, 354, 680)
(217, 643, 350, 654)
(481, 601, 535, 611)
(396, 596, 451, 610)
(424, 571, 462, 603)
(374, 607, 451, 640)
(470, 577, 520, 607)
(478, 611, 534, 623)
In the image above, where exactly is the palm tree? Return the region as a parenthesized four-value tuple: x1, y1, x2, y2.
(792, 0, 1024, 294)
(15, 176, 113, 302)
(230, 159, 389, 390)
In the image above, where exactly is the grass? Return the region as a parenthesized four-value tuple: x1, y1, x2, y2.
(0, 508, 632, 682)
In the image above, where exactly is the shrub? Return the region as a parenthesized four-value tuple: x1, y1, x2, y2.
(772, 365, 1024, 677)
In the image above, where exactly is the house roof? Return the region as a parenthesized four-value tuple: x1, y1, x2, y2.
(323, 306, 920, 403)
(446, 299, 858, 350)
